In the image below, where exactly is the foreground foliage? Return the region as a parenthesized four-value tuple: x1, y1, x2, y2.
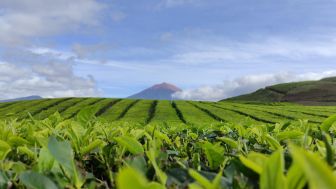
(1, 109, 336, 189)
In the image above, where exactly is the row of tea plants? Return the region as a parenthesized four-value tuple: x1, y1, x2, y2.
(1, 108, 336, 189)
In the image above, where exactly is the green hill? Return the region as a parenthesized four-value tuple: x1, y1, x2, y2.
(224, 77, 336, 105)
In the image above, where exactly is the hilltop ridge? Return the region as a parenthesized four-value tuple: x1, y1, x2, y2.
(224, 77, 336, 105)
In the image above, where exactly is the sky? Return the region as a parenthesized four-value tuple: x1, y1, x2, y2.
(1, 0, 336, 101)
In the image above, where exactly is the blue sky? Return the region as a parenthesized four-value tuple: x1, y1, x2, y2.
(1, 0, 336, 100)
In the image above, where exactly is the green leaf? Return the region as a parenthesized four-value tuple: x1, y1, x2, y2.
(48, 136, 74, 171)
(287, 163, 306, 189)
(115, 136, 144, 155)
(0, 140, 11, 160)
(146, 148, 167, 185)
(322, 132, 334, 166)
(20, 171, 58, 189)
(239, 152, 268, 174)
(0, 171, 9, 189)
(320, 114, 336, 132)
(17, 146, 36, 160)
(37, 147, 55, 172)
(218, 137, 238, 149)
(188, 169, 212, 189)
(202, 142, 225, 170)
(126, 156, 147, 174)
(80, 139, 104, 155)
(276, 131, 304, 141)
(8, 136, 29, 147)
(188, 169, 224, 189)
(117, 167, 164, 189)
(76, 106, 98, 125)
(265, 134, 282, 150)
(48, 136, 83, 188)
(290, 145, 336, 189)
(260, 149, 286, 189)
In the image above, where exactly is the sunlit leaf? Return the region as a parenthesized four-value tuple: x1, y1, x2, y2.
(80, 139, 104, 155)
(321, 114, 336, 132)
(0, 140, 11, 160)
(115, 136, 144, 155)
(260, 149, 286, 189)
(290, 145, 336, 189)
(218, 137, 238, 149)
(117, 167, 164, 189)
(202, 142, 225, 170)
(239, 152, 268, 174)
(287, 163, 306, 189)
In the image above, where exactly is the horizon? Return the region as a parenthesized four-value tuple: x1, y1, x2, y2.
(1, 0, 336, 101)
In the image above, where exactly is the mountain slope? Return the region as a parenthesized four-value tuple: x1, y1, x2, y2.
(128, 82, 182, 100)
(224, 77, 336, 105)
(0, 95, 43, 103)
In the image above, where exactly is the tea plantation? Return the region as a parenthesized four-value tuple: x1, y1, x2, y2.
(1, 98, 336, 189)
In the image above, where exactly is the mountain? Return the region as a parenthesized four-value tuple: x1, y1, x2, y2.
(223, 77, 336, 105)
(0, 95, 43, 103)
(128, 82, 182, 100)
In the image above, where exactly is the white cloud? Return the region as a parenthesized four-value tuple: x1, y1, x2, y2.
(170, 36, 336, 65)
(71, 43, 112, 58)
(0, 0, 106, 43)
(173, 70, 336, 101)
(0, 46, 100, 100)
(30, 47, 76, 60)
(0, 62, 99, 100)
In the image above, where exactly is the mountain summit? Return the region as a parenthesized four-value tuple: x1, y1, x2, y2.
(0, 95, 42, 103)
(128, 82, 182, 100)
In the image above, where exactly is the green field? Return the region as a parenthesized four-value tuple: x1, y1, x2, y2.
(1, 98, 336, 188)
(1, 98, 336, 125)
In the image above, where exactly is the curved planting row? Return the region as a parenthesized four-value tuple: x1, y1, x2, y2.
(145, 100, 158, 124)
(34, 98, 85, 120)
(230, 103, 323, 124)
(62, 98, 105, 119)
(0, 99, 47, 119)
(150, 100, 185, 124)
(119, 100, 153, 124)
(95, 99, 122, 117)
(171, 101, 187, 123)
(99, 99, 137, 121)
(196, 102, 264, 125)
(173, 101, 219, 125)
(189, 102, 227, 123)
(17, 98, 73, 120)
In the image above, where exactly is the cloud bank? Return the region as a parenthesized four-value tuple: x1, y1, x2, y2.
(0, 0, 106, 99)
(173, 70, 336, 101)
(0, 0, 105, 43)
(0, 61, 98, 100)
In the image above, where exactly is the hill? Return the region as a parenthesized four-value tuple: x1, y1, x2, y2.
(128, 82, 182, 100)
(0, 95, 42, 103)
(225, 77, 336, 105)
